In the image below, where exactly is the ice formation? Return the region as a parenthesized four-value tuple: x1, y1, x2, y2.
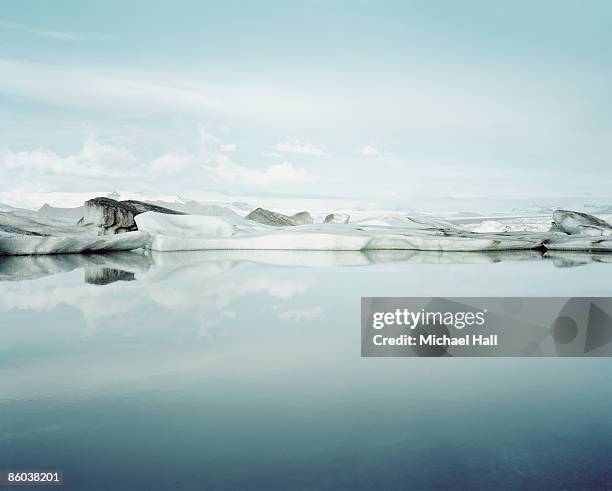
(245, 207, 313, 226)
(291, 211, 314, 225)
(135, 208, 612, 253)
(550, 209, 612, 236)
(470, 221, 511, 233)
(4, 201, 612, 256)
(77, 197, 184, 235)
(0, 212, 149, 255)
(135, 211, 546, 252)
(324, 213, 350, 224)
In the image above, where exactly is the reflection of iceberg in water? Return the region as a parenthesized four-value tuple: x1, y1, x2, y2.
(544, 251, 612, 268)
(84, 268, 136, 285)
(363, 249, 544, 265)
(149, 249, 545, 269)
(2, 248, 612, 284)
(0, 251, 151, 282)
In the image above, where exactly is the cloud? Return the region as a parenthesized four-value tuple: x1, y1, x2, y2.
(220, 143, 237, 152)
(205, 154, 315, 187)
(0, 21, 78, 41)
(192, 128, 314, 186)
(276, 140, 327, 157)
(149, 153, 193, 176)
(0, 135, 137, 179)
(360, 145, 379, 156)
(1, 127, 316, 194)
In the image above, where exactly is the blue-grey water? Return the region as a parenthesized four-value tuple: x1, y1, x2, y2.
(0, 250, 611, 490)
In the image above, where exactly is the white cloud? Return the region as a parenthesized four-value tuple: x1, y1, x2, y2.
(0, 135, 137, 179)
(220, 143, 237, 152)
(0, 130, 316, 192)
(205, 154, 315, 187)
(276, 140, 327, 157)
(145, 145, 315, 186)
(360, 145, 379, 156)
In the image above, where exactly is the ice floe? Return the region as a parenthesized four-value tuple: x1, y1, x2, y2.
(78, 197, 184, 235)
(5, 200, 612, 255)
(550, 209, 612, 236)
(135, 211, 546, 252)
(0, 212, 149, 255)
(245, 207, 313, 226)
(324, 213, 350, 224)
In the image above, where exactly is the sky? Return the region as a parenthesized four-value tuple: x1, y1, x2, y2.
(1, 0, 611, 207)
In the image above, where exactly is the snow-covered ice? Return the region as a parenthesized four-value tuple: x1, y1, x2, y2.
(0, 212, 149, 255)
(5, 199, 612, 255)
(324, 213, 350, 224)
(135, 211, 546, 252)
(550, 209, 612, 236)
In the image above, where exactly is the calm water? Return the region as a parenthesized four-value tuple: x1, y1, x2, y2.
(1, 250, 611, 490)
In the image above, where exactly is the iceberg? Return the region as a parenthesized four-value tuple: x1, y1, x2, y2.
(324, 213, 350, 224)
(550, 209, 612, 236)
(77, 197, 185, 235)
(0, 211, 150, 255)
(291, 211, 314, 225)
(135, 211, 546, 252)
(245, 207, 313, 226)
(470, 220, 511, 233)
(545, 236, 612, 252)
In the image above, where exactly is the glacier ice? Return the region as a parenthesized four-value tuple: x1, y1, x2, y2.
(245, 207, 313, 226)
(0, 211, 150, 255)
(135, 211, 546, 252)
(470, 220, 511, 233)
(78, 197, 185, 235)
(324, 213, 350, 224)
(5, 203, 612, 256)
(550, 209, 612, 236)
(291, 211, 314, 225)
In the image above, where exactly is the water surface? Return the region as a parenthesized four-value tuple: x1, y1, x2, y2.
(1, 251, 611, 489)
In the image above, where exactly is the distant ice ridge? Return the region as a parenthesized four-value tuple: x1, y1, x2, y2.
(135, 211, 545, 252)
(0, 212, 149, 255)
(135, 208, 612, 253)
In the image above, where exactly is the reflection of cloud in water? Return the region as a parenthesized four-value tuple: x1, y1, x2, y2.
(144, 275, 308, 310)
(0, 251, 312, 335)
(2, 249, 612, 401)
(3, 249, 610, 287)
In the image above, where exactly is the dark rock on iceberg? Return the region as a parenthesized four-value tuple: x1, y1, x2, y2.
(78, 197, 185, 235)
